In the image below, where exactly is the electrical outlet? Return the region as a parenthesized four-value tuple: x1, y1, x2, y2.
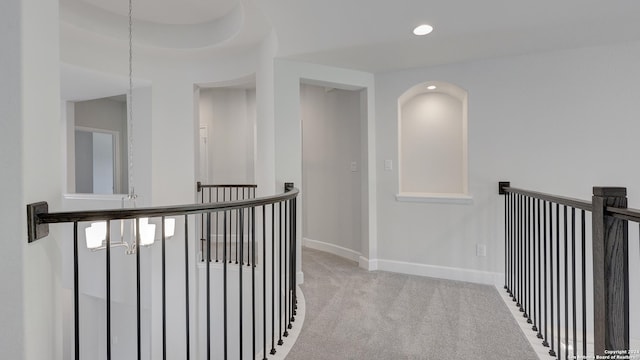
(476, 244, 487, 257)
(350, 161, 358, 172)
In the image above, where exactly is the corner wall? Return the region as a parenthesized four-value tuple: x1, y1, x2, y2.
(0, 0, 25, 357)
(20, 0, 64, 358)
(273, 59, 376, 274)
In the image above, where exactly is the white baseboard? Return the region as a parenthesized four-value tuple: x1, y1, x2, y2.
(302, 238, 361, 263)
(358, 256, 378, 271)
(301, 238, 501, 286)
(375, 258, 503, 286)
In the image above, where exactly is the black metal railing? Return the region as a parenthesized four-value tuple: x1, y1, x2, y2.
(499, 182, 636, 359)
(196, 182, 257, 263)
(27, 183, 298, 360)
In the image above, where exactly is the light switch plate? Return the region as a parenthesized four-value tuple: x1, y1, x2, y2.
(384, 160, 393, 171)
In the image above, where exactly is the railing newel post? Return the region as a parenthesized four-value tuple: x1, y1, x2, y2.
(592, 187, 629, 357)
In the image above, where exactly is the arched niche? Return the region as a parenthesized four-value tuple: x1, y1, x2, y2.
(397, 81, 471, 203)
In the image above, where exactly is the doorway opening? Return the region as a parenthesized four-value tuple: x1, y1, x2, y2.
(197, 78, 256, 184)
(301, 82, 365, 262)
(70, 95, 129, 195)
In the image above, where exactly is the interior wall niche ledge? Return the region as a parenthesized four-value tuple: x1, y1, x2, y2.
(63, 193, 128, 201)
(395, 192, 473, 204)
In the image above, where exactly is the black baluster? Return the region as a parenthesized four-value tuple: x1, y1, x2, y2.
(581, 211, 586, 357)
(239, 209, 244, 360)
(236, 188, 240, 265)
(184, 215, 191, 360)
(504, 192, 509, 292)
(292, 196, 298, 320)
(215, 188, 219, 262)
(244, 188, 248, 265)
(564, 206, 568, 360)
(225, 189, 231, 264)
(510, 193, 515, 298)
(74, 222, 80, 360)
(206, 213, 211, 360)
(262, 206, 267, 360)
(524, 196, 529, 319)
(162, 217, 167, 360)
(543, 201, 549, 347)
(518, 194, 523, 310)
(200, 189, 204, 262)
(556, 203, 561, 359)
(536, 198, 543, 339)
(106, 220, 111, 360)
(251, 207, 256, 360)
(136, 218, 141, 360)
(247, 195, 251, 267)
(278, 202, 283, 346)
(283, 201, 289, 338)
(223, 211, 228, 360)
(572, 208, 577, 358)
(549, 204, 556, 357)
(270, 205, 276, 355)
(532, 197, 538, 330)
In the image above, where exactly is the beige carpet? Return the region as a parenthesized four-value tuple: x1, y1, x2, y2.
(286, 248, 538, 360)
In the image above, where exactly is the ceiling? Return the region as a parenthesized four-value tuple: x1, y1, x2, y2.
(60, 0, 640, 72)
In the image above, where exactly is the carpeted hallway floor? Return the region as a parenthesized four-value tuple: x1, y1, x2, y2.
(286, 248, 538, 360)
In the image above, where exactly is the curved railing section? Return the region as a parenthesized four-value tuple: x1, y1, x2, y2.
(196, 182, 258, 263)
(27, 183, 299, 360)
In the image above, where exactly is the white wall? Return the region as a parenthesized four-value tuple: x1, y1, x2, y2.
(255, 33, 278, 196)
(19, 0, 64, 358)
(75, 97, 127, 134)
(375, 41, 640, 287)
(301, 84, 362, 257)
(199, 88, 256, 184)
(0, 0, 25, 357)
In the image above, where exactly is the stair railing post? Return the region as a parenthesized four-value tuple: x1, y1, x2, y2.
(591, 187, 629, 356)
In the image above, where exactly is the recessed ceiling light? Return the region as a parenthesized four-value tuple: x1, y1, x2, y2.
(413, 24, 434, 36)
(427, 85, 437, 90)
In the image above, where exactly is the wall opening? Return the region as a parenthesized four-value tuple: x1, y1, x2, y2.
(301, 81, 364, 260)
(69, 95, 129, 195)
(197, 77, 256, 184)
(397, 81, 470, 202)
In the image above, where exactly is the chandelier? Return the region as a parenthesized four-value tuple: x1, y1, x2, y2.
(84, 0, 174, 252)
(85, 217, 175, 252)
